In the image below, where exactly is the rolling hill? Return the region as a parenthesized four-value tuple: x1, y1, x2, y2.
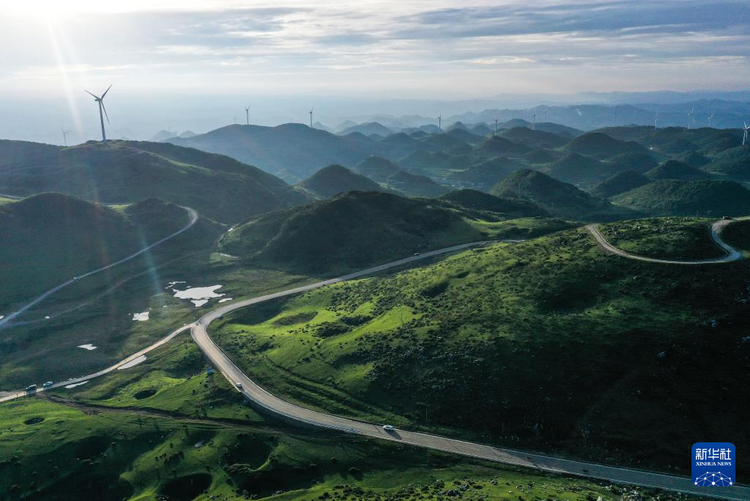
(589, 170, 651, 199)
(219, 191, 488, 273)
(498, 127, 569, 148)
(543, 153, 607, 185)
(491, 169, 612, 219)
(474, 136, 532, 158)
(353, 156, 401, 182)
(297, 165, 385, 199)
(447, 157, 521, 190)
(564, 132, 651, 159)
(704, 147, 750, 179)
(612, 179, 750, 216)
(338, 122, 393, 137)
(169, 124, 378, 181)
(0, 193, 192, 310)
(440, 189, 548, 218)
(383, 170, 449, 197)
(644, 160, 711, 181)
(0, 140, 308, 224)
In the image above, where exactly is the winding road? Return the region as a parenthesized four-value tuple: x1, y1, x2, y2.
(586, 218, 745, 265)
(3, 222, 748, 499)
(0, 206, 198, 329)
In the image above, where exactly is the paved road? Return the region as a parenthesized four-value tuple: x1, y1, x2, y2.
(0, 206, 198, 329)
(0, 324, 192, 404)
(587, 218, 745, 265)
(190, 241, 748, 500)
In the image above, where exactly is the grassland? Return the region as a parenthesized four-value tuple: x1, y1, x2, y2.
(0, 332, 681, 501)
(598, 217, 725, 260)
(721, 219, 750, 256)
(214, 223, 750, 477)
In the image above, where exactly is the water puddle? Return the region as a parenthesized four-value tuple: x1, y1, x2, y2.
(78, 344, 98, 351)
(118, 355, 147, 370)
(168, 284, 225, 307)
(132, 311, 150, 322)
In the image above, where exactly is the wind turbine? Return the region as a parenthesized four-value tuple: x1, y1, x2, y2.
(61, 128, 70, 147)
(309, 107, 314, 128)
(244, 106, 250, 126)
(494, 118, 499, 136)
(85, 84, 112, 142)
(654, 112, 660, 129)
(532, 113, 537, 130)
(687, 108, 694, 129)
(438, 115, 442, 131)
(707, 112, 715, 128)
(743, 123, 749, 146)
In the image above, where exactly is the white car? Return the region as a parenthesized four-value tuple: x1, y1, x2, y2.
(43, 381, 53, 389)
(235, 382, 243, 389)
(382, 424, 395, 431)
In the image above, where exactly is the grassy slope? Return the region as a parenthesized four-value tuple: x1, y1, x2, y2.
(214, 225, 750, 476)
(612, 179, 750, 216)
(598, 217, 725, 260)
(0, 194, 190, 311)
(0, 335, 656, 501)
(0, 140, 308, 224)
(721, 219, 750, 255)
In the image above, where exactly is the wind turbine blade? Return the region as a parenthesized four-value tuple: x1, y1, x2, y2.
(101, 84, 113, 99)
(85, 90, 100, 99)
(101, 101, 110, 124)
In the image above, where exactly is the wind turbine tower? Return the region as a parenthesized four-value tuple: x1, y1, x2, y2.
(743, 123, 749, 146)
(308, 107, 314, 128)
(85, 84, 112, 142)
(687, 108, 694, 129)
(245, 106, 250, 126)
(654, 112, 660, 129)
(532, 113, 537, 131)
(438, 115, 442, 131)
(61, 129, 70, 147)
(494, 118, 498, 136)
(708, 112, 715, 128)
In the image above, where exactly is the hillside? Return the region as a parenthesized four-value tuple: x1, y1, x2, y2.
(498, 127, 569, 148)
(219, 191, 491, 273)
(169, 124, 378, 181)
(339, 122, 393, 137)
(613, 179, 750, 216)
(605, 152, 658, 174)
(0, 193, 191, 310)
(644, 160, 711, 181)
(564, 132, 651, 159)
(491, 169, 612, 219)
(704, 147, 750, 178)
(590, 170, 651, 199)
(354, 156, 401, 182)
(474, 136, 531, 158)
(543, 153, 607, 185)
(447, 157, 521, 190)
(215, 223, 750, 474)
(440, 189, 548, 218)
(297, 165, 385, 198)
(383, 170, 449, 197)
(0, 140, 308, 224)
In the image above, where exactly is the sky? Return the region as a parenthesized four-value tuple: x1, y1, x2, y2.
(0, 0, 748, 142)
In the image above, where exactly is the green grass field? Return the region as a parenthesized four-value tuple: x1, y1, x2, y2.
(597, 217, 724, 260)
(0, 331, 690, 501)
(213, 224, 750, 477)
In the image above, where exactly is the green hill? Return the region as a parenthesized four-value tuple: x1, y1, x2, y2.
(215, 222, 750, 474)
(447, 157, 522, 190)
(498, 127, 569, 148)
(170, 123, 379, 181)
(542, 153, 607, 185)
(491, 169, 612, 219)
(297, 165, 385, 199)
(219, 191, 486, 273)
(605, 152, 658, 174)
(446, 128, 484, 145)
(613, 179, 750, 216)
(354, 156, 401, 182)
(0, 193, 191, 310)
(440, 189, 548, 218)
(474, 136, 531, 158)
(0, 139, 308, 224)
(564, 132, 651, 159)
(645, 160, 711, 181)
(703, 147, 750, 179)
(383, 170, 449, 197)
(589, 170, 651, 199)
